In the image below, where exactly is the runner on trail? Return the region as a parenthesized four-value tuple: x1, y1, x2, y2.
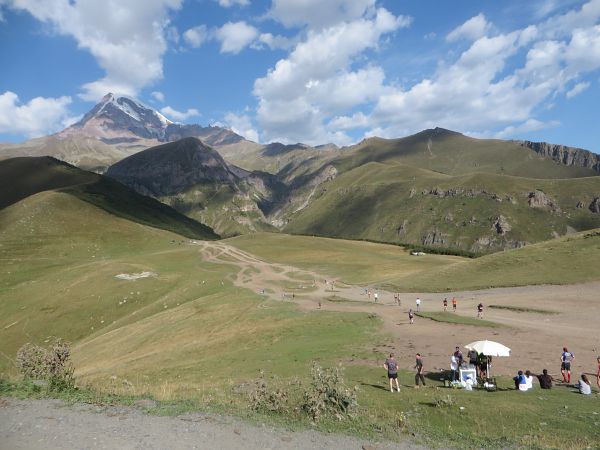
(397, 293, 401, 306)
(367, 290, 371, 301)
(414, 353, 426, 387)
(452, 297, 457, 312)
(560, 347, 574, 383)
(443, 298, 448, 311)
(596, 356, 600, 388)
(384, 353, 400, 392)
(318, 300, 321, 309)
(374, 292, 378, 303)
(477, 302, 484, 319)
(408, 309, 414, 324)
(415, 297, 421, 312)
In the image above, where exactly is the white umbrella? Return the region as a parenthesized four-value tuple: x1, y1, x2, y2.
(464, 340, 510, 383)
(465, 340, 511, 357)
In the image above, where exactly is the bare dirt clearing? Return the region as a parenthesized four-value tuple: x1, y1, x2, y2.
(202, 241, 600, 378)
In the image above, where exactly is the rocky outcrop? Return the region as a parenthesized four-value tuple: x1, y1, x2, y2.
(421, 230, 447, 246)
(397, 219, 408, 236)
(492, 215, 511, 235)
(590, 197, 600, 214)
(516, 140, 600, 174)
(527, 190, 558, 211)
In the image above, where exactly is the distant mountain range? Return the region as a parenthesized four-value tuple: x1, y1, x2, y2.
(1, 94, 600, 252)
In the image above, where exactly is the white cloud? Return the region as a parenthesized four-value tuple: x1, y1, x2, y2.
(223, 112, 259, 142)
(269, 0, 377, 29)
(160, 105, 200, 122)
(5, 0, 183, 101)
(492, 119, 560, 138)
(216, 0, 249, 6)
(151, 91, 165, 102)
(446, 13, 492, 42)
(254, 33, 297, 51)
(215, 21, 259, 53)
(0, 91, 74, 138)
(566, 81, 591, 98)
(183, 25, 209, 48)
(254, 7, 409, 144)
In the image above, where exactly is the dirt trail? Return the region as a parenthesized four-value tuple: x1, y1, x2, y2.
(0, 398, 423, 450)
(199, 242, 600, 378)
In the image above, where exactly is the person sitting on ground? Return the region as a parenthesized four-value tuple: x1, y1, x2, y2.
(535, 369, 553, 389)
(524, 370, 534, 390)
(384, 353, 400, 393)
(578, 374, 592, 395)
(514, 370, 528, 391)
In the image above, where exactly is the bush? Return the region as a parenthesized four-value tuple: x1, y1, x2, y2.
(15, 338, 75, 392)
(248, 372, 289, 413)
(301, 363, 358, 422)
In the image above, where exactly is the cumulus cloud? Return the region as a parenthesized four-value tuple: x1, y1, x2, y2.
(183, 25, 209, 48)
(446, 13, 492, 42)
(566, 81, 591, 98)
(5, 0, 183, 101)
(254, 7, 409, 144)
(492, 119, 560, 139)
(223, 112, 259, 142)
(269, 0, 377, 29)
(0, 91, 75, 137)
(160, 105, 200, 122)
(215, 21, 259, 53)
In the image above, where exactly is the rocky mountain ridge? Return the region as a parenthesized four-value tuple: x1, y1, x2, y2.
(515, 140, 600, 174)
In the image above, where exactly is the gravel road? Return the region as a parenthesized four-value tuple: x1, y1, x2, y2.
(0, 398, 426, 450)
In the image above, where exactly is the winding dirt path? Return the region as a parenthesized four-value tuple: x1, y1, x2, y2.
(199, 241, 600, 378)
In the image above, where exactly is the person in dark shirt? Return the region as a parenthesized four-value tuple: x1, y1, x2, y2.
(535, 369, 553, 389)
(414, 353, 425, 387)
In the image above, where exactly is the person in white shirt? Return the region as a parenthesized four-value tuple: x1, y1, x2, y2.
(450, 355, 458, 382)
(524, 370, 534, 390)
(415, 297, 421, 311)
(578, 374, 592, 395)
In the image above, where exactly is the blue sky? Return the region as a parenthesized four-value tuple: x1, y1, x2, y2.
(1, 0, 599, 151)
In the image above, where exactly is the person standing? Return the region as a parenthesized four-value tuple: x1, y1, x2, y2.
(384, 353, 400, 392)
(477, 302, 484, 319)
(397, 293, 401, 306)
(443, 298, 448, 311)
(374, 292, 378, 303)
(597, 356, 600, 389)
(450, 354, 458, 382)
(408, 309, 414, 324)
(415, 297, 421, 312)
(452, 297, 457, 312)
(453, 347, 464, 365)
(414, 353, 426, 387)
(560, 347, 574, 383)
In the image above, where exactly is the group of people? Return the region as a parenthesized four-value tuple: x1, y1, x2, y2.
(384, 352, 426, 392)
(384, 346, 600, 395)
(514, 348, 599, 395)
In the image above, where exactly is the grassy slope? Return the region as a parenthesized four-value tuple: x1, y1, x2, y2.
(1, 200, 598, 448)
(228, 231, 600, 291)
(0, 192, 378, 386)
(0, 156, 218, 240)
(335, 129, 597, 178)
(227, 232, 462, 286)
(282, 161, 600, 252)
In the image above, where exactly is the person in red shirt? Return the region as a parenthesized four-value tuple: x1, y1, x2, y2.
(452, 297, 457, 312)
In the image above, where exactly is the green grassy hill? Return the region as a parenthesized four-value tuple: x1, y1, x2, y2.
(0, 156, 218, 240)
(334, 128, 597, 178)
(0, 191, 378, 388)
(281, 161, 600, 253)
(228, 231, 600, 291)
